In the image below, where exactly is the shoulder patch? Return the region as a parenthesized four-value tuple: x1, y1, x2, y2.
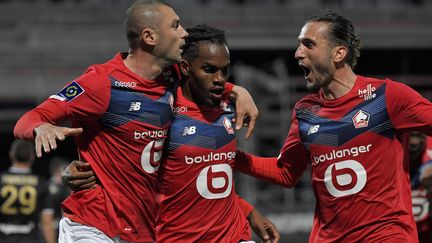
(55, 81, 85, 102)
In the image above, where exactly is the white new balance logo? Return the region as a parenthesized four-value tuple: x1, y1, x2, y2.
(129, 102, 141, 111)
(307, 125, 320, 135)
(182, 126, 196, 136)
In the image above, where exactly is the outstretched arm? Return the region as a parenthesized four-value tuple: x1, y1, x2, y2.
(14, 102, 83, 157)
(14, 69, 110, 157)
(235, 151, 305, 188)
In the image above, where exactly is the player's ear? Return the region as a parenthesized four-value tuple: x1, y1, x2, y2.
(333, 45, 347, 64)
(141, 28, 157, 46)
(180, 59, 190, 76)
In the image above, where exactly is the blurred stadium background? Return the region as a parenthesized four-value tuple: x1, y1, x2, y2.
(0, 0, 431, 242)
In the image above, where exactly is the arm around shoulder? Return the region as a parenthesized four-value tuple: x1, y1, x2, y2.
(234, 150, 301, 188)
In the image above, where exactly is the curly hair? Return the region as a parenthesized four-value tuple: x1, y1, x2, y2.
(182, 25, 227, 62)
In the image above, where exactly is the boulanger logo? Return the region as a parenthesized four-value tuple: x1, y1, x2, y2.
(141, 139, 165, 173)
(352, 110, 370, 129)
(185, 151, 236, 164)
(324, 160, 367, 197)
(313, 144, 372, 165)
(134, 130, 168, 139)
(196, 164, 232, 199)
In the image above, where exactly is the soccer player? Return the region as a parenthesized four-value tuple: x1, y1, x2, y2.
(409, 132, 432, 242)
(61, 25, 280, 243)
(13, 1, 258, 242)
(0, 140, 55, 243)
(156, 25, 278, 242)
(235, 10, 432, 242)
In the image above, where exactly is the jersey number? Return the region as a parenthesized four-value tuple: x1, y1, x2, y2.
(324, 160, 367, 197)
(141, 139, 165, 173)
(196, 164, 232, 199)
(1, 185, 37, 215)
(412, 190, 430, 222)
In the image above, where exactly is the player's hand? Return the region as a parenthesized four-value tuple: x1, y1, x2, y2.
(247, 208, 280, 243)
(34, 123, 83, 158)
(61, 160, 97, 191)
(231, 85, 259, 140)
(420, 164, 432, 193)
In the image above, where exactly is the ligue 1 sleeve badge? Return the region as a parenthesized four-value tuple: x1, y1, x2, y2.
(352, 110, 370, 129)
(51, 81, 85, 102)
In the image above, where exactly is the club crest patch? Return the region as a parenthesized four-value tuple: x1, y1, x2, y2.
(223, 117, 234, 134)
(352, 110, 370, 129)
(54, 81, 85, 102)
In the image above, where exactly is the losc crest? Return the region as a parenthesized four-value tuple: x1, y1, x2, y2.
(352, 110, 370, 129)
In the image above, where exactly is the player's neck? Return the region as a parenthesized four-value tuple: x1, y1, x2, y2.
(123, 51, 165, 80)
(181, 81, 193, 101)
(322, 67, 356, 100)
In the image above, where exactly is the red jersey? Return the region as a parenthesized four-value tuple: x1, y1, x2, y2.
(156, 86, 251, 242)
(14, 53, 179, 242)
(411, 143, 432, 243)
(237, 76, 432, 242)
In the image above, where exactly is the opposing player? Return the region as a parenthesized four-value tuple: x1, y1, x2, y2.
(235, 10, 432, 242)
(14, 1, 258, 242)
(0, 140, 55, 243)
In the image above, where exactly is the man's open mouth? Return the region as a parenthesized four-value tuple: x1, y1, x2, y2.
(299, 64, 311, 78)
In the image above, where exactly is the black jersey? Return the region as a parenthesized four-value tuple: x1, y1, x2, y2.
(0, 167, 54, 242)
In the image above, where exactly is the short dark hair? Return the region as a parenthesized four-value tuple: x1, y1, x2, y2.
(9, 139, 35, 163)
(306, 10, 361, 68)
(182, 25, 227, 62)
(124, 0, 172, 50)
